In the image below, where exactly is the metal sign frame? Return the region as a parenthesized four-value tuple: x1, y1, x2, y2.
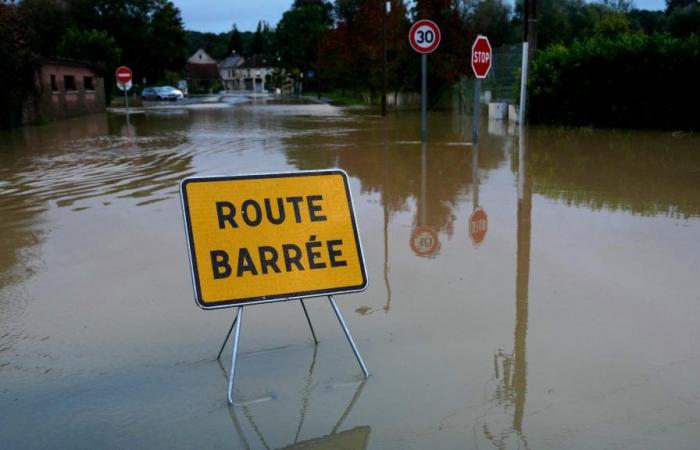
(180, 169, 369, 310)
(180, 170, 371, 405)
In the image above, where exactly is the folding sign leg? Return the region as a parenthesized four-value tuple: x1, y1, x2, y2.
(328, 295, 369, 378)
(299, 299, 319, 345)
(227, 307, 244, 405)
(217, 309, 239, 360)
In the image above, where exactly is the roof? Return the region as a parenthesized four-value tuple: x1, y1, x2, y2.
(219, 54, 244, 69)
(40, 58, 104, 72)
(187, 48, 217, 65)
(186, 63, 221, 81)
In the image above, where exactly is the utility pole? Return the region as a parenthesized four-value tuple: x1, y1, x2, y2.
(381, 1, 391, 116)
(519, 0, 538, 124)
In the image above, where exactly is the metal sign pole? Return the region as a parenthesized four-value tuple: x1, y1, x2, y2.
(421, 142, 427, 226)
(217, 300, 319, 361)
(472, 143, 479, 210)
(472, 79, 480, 144)
(328, 295, 369, 378)
(227, 307, 243, 404)
(518, 42, 529, 125)
(124, 85, 130, 126)
(421, 53, 427, 143)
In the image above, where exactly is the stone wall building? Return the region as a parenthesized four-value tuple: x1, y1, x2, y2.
(23, 59, 106, 125)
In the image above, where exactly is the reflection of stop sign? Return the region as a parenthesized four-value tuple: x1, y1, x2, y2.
(469, 208, 488, 245)
(471, 35, 492, 79)
(411, 226, 439, 257)
(115, 66, 132, 84)
(409, 20, 441, 54)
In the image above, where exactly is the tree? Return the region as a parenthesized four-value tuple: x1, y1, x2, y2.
(251, 21, 266, 55)
(58, 28, 121, 66)
(667, 3, 700, 37)
(147, 1, 186, 82)
(17, 0, 68, 58)
(228, 25, 243, 55)
(0, 3, 38, 128)
(468, 0, 515, 47)
(666, 0, 698, 13)
(276, 0, 333, 73)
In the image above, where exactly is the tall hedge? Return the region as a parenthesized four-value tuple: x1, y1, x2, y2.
(528, 33, 700, 130)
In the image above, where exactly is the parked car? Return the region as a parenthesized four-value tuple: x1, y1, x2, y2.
(162, 86, 185, 99)
(141, 86, 184, 101)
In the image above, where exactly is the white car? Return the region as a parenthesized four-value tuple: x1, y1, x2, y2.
(162, 86, 185, 100)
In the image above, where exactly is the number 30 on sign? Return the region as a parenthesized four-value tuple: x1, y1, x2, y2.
(409, 20, 441, 54)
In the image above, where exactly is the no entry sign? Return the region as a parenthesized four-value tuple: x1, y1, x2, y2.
(469, 207, 488, 245)
(471, 36, 492, 79)
(409, 20, 441, 54)
(115, 66, 132, 85)
(180, 170, 367, 308)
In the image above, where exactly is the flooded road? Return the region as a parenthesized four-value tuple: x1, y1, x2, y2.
(1, 100, 699, 449)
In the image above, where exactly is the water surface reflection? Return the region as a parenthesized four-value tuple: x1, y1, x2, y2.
(1, 103, 699, 450)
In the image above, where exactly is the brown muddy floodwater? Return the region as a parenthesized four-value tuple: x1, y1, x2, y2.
(1, 99, 699, 449)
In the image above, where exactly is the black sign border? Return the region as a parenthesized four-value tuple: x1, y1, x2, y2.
(180, 170, 368, 309)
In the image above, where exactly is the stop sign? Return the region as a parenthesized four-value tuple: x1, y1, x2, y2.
(469, 207, 488, 245)
(471, 35, 492, 79)
(115, 66, 132, 84)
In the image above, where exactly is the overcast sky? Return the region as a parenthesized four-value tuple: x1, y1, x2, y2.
(176, 0, 666, 33)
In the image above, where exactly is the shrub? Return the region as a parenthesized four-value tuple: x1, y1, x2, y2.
(528, 32, 700, 129)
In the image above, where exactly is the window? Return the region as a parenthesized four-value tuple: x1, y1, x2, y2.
(50, 74, 58, 92)
(64, 75, 76, 91)
(83, 76, 94, 90)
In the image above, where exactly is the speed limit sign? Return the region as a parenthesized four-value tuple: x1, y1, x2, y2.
(409, 20, 441, 54)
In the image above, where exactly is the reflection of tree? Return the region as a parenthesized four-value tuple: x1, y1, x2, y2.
(521, 128, 700, 218)
(282, 112, 507, 235)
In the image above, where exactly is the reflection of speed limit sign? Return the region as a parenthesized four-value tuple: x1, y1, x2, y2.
(410, 226, 439, 257)
(409, 20, 441, 54)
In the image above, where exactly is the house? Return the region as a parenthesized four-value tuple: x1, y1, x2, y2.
(229, 54, 275, 93)
(219, 52, 244, 91)
(22, 59, 106, 125)
(185, 48, 221, 91)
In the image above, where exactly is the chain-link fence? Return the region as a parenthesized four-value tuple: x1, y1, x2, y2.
(454, 44, 521, 113)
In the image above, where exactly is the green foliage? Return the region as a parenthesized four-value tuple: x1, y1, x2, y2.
(276, 0, 333, 72)
(58, 28, 121, 67)
(594, 12, 630, 37)
(627, 9, 667, 34)
(185, 30, 230, 60)
(17, 0, 68, 58)
(147, 1, 186, 82)
(528, 32, 700, 129)
(0, 4, 38, 128)
(667, 4, 700, 37)
(665, 0, 698, 13)
(228, 26, 243, 55)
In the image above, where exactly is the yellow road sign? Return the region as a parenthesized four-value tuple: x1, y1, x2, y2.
(180, 170, 367, 308)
